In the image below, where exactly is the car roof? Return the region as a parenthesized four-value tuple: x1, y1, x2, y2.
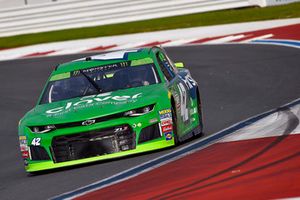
(53, 48, 155, 74)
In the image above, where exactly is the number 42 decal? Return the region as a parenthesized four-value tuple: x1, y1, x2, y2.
(31, 138, 41, 146)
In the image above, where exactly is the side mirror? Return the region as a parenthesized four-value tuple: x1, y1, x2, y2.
(174, 62, 184, 68)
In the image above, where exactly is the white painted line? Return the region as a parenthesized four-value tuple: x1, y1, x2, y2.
(241, 34, 274, 42)
(220, 103, 300, 143)
(163, 38, 199, 46)
(110, 42, 147, 50)
(52, 98, 300, 200)
(278, 197, 300, 200)
(49, 47, 94, 56)
(203, 34, 245, 44)
(0, 18, 299, 61)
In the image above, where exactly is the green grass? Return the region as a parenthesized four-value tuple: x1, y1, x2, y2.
(1, 2, 300, 49)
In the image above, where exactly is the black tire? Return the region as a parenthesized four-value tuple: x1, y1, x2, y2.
(171, 106, 180, 145)
(196, 90, 204, 136)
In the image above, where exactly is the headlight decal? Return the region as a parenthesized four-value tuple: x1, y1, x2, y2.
(123, 104, 155, 117)
(30, 125, 56, 133)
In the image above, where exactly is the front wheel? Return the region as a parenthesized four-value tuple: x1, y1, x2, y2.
(196, 90, 204, 136)
(171, 106, 180, 145)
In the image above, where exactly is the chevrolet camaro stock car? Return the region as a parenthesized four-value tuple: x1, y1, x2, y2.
(18, 47, 203, 173)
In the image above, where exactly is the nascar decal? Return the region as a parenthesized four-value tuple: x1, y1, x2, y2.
(46, 93, 142, 114)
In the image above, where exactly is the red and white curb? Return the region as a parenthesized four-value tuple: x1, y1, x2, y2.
(0, 18, 300, 61)
(52, 98, 300, 200)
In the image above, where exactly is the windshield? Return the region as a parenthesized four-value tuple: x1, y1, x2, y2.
(40, 61, 160, 104)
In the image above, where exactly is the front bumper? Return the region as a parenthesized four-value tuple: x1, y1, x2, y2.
(26, 139, 173, 172)
(20, 107, 175, 172)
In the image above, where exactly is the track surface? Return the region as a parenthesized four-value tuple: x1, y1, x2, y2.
(0, 44, 299, 200)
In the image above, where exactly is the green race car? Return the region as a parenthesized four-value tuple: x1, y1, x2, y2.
(18, 47, 203, 173)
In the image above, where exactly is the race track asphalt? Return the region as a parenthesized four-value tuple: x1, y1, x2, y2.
(0, 44, 299, 200)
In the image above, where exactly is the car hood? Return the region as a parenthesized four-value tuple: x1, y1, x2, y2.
(21, 84, 167, 126)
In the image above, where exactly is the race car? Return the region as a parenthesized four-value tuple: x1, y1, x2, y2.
(18, 47, 203, 173)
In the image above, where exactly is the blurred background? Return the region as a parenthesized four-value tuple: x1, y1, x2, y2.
(0, 0, 299, 50)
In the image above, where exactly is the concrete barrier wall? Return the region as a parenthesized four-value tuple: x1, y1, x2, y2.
(0, 0, 59, 9)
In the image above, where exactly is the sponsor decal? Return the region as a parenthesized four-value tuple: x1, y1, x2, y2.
(20, 145, 28, 152)
(164, 132, 173, 141)
(159, 109, 171, 115)
(159, 109, 172, 121)
(159, 109, 173, 136)
(161, 119, 172, 126)
(19, 136, 27, 147)
(46, 93, 142, 114)
(19, 136, 26, 140)
(72, 61, 130, 77)
(19, 136, 29, 159)
(82, 119, 96, 126)
(149, 118, 158, 123)
(162, 125, 173, 133)
(159, 109, 173, 134)
(22, 151, 30, 159)
(19, 139, 27, 145)
(159, 113, 172, 119)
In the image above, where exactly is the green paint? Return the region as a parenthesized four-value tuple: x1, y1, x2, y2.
(131, 58, 154, 66)
(175, 62, 184, 68)
(50, 72, 70, 81)
(19, 47, 202, 172)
